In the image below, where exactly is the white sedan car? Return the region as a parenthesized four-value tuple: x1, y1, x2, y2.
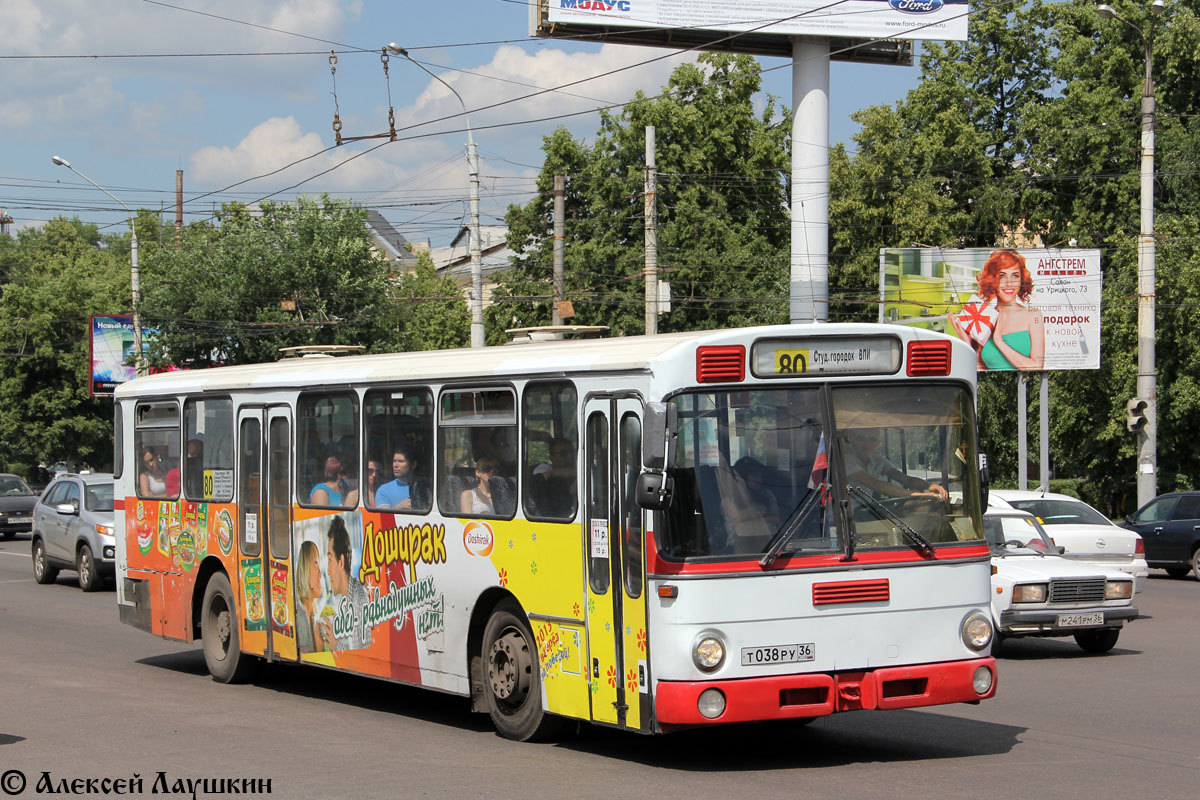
(989, 490, 1149, 592)
(985, 509, 1137, 654)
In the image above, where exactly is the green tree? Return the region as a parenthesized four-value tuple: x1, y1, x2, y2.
(387, 251, 470, 352)
(494, 53, 792, 339)
(0, 218, 129, 475)
(141, 196, 397, 366)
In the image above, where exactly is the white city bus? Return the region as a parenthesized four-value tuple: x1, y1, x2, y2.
(114, 323, 996, 740)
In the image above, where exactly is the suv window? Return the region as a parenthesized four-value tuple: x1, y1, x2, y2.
(1171, 494, 1200, 521)
(86, 483, 115, 512)
(41, 482, 67, 507)
(61, 482, 81, 512)
(1133, 496, 1177, 524)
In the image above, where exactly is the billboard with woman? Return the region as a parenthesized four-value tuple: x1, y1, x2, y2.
(879, 247, 1101, 372)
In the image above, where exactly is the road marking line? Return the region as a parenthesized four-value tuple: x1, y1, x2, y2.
(0, 551, 31, 558)
(0, 578, 32, 583)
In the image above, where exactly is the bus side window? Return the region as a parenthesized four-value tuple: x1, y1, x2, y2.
(523, 381, 578, 522)
(183, 397, 234, 502)
(438, 388, 517, 519)
(135, 401, 180, 500)
(297, 393, 359, 509)
(364, 387, 433, 514)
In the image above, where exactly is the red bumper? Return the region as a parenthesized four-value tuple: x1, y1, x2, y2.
(655, 657, 997, 726)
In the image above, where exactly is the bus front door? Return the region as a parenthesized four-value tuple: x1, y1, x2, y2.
(235, 406, 297, 663)
(583, 397, 650, 731)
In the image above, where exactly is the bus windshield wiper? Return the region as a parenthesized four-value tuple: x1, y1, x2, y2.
(759, 486, 822, 568)
(846, 485, 935, 558)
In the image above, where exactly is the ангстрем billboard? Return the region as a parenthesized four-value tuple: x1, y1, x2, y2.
(879, 248, 1101, 372)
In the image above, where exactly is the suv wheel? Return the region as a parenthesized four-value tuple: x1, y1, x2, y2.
(78, 544, 102, 592)
(33, 538, 59, 585)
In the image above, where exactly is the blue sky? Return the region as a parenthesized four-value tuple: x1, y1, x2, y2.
(2, 0, 922, 247)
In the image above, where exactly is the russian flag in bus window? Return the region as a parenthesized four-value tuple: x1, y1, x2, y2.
(807, 434, 829, 504)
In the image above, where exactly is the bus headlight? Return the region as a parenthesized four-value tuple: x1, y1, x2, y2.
(1105, 580, 1133, 600)
(973, 665, 994, 695)
(692, 634, 726, 671)
(961, 612, 993, 651)
(1012, 583, 1047, 603)
(697, 688, 726, 719)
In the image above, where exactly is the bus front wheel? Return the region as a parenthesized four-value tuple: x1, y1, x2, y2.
(482, 601, 559, 741)
(201, 572, 256, 683)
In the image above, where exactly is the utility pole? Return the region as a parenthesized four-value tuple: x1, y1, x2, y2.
(1097, 0, 1164, 506)
(552, 175, 565, 326)
(644, 125, 658, 335)
(175, 170, 183, 234)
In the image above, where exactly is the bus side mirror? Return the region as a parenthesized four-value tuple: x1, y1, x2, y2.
(636, 472, 674, 510)
(642, 402, 677, 471)
(979, 452, 990, 509)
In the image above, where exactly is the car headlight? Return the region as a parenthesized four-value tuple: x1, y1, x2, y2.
(1105, 580, 1133, 600)
(961, 611, 993, 651)
(1012, 583, 1048, 603)
(692, 633, 726, 671)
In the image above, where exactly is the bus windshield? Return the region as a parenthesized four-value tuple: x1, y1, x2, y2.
(658, 384, 983, 561)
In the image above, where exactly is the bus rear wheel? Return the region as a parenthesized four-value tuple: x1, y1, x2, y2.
(201, 572, 256, 683)
(482, 601, 560, 741)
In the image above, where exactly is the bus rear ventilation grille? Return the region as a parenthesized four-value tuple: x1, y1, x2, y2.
(906, 340, 951, 376)
(812, 579, 890, 606)
(696, 345, 745, 383)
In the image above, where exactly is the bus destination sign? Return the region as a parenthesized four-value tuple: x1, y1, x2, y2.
(751, 337, 900, 378)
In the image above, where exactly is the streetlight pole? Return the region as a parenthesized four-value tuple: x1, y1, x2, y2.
(386, 43, 484, 348)
(51, 155, 144, 376)
(1097, 0, 1164, 507)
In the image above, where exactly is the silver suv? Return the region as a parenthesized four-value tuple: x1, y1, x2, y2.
(31, 473, 116, 591)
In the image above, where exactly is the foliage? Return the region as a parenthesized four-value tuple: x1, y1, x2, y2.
(0, 218, 130, 475)
(140, 196, 396, 367)
(832, 0, 1200, 504)
(494, 53, 791, 340)
(387, 250, 470, 352)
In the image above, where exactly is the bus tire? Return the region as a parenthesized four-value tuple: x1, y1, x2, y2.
(201, 572, 255, 683)
(482, 600, 559, 741)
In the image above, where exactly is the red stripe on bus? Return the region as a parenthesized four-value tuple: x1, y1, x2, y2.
(646, 539, 990, 576)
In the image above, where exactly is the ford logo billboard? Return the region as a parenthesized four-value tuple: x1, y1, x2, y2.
(889, 0, 943, 12)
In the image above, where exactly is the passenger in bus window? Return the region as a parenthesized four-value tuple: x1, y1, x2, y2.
(318, 516, 370, 651)
(531, 438, 577, 518)
(139, 445, 168, 497)
(364, 458, 382, 507)
(296, 539, 325, 654)
(183, 438, 204, 498)
(843, 429, 948, 501)
(374, 446, 430, 512)
(461, 458, 497, 515)
(309, 451, 354, 507)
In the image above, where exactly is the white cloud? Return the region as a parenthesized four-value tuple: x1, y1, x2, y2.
(189, 116, 415, 196)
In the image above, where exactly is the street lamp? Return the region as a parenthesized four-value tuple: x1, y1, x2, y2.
(386, 42, 484, 348)
(1097, 0, 1165, 507)
(52, 155, 144, 376)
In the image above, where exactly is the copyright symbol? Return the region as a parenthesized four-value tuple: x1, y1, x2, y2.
(0, 770, 25, 795)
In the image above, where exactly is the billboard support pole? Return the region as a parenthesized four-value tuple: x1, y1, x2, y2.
(790, 38, 830, 323)
(1018, 373, 1028, 491)
(1040, 373, 1050, 490)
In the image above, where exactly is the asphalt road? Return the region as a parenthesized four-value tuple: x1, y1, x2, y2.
(2, 531, 1197, 800)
